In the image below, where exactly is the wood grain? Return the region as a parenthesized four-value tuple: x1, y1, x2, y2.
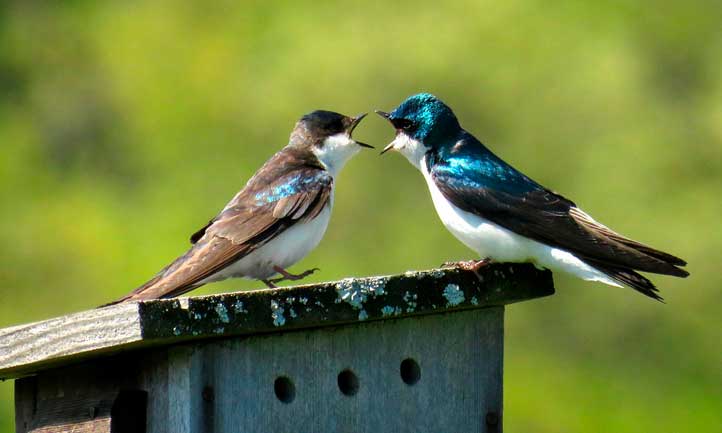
(15, 308, 509, 432)
(200, 307, 504, 433)
(1, 264, 554, 379)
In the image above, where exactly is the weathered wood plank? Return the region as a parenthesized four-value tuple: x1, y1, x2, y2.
(165, 307, 505, 433)
(14, 307, 507, 433)
(166, 346, 208, 433)
(1, 302, 142, 380)
(14, 377, 35, 433)
(0, 264, 554, 379)
(14, 358, 149, 433)
(30, 419, 111, 433)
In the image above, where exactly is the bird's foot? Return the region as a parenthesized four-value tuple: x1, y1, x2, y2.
(441, 258, 492, 280)
(262, 279, 278, 289)
(441, 258, 491, 271)
(268, 266, 320, 284)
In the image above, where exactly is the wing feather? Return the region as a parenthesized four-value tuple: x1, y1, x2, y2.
(106, 149, 333, 305)
(428, 138, 688, 279)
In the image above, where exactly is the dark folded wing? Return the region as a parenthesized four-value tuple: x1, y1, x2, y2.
(429, 155, 687, 278)
(113, 161, 333, 303)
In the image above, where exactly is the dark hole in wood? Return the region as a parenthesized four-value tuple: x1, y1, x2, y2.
(486, 411, 501, 433)
(486, 411, 499, 425)
(110, 389, 147, 433)
(202, 386, 214, 402)
(274, 376, 295, 404)
(337, 369, 359, 396)
(400, 358, 421, 385)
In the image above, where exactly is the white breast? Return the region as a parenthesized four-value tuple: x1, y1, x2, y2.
(419, 159, 620, 287)
(202, 197, 333, 282)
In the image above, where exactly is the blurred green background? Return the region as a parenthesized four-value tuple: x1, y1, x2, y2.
(1, 1, 721, 431)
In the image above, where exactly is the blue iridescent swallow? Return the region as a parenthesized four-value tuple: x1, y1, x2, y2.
(377, 93, 688, 301)
(108, 110, 372, 304)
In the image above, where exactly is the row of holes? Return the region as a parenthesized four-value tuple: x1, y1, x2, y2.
(274, 358, 421, 403)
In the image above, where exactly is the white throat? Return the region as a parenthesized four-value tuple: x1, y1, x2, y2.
(388, 133, 428, 170)
(312, 133, 361, 177)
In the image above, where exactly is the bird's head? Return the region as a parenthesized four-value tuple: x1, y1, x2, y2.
(290, 110, 373, 175)
(376, 93, 460, 166)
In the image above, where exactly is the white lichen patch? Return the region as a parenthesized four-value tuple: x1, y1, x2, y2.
(335, 277, 388, 310)
(270, 300, 286, 327)
(365, 277, 387, 296)
(233, 300, 247, 314)
(289, 307, 297, 319)
(299, 297, 308, 305)
(358, 309, 368, 321)
(192, 311, 204, 320)
(471, 296, 479, 306)
(443, 284, 465, 306)
(429, 269, 445, 279)
(381, 306, 395, 317)
(403, 291, 418, 312)
(214, 327, 225, 334)
(214, 303, 230, 323)
(173, 325, 182, 336)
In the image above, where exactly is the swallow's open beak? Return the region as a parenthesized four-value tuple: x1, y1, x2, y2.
(380, 142, 395, 155)
(348, 113, 374, 149)
(375, 110, 395, 155)
(348, 113, 366, 134)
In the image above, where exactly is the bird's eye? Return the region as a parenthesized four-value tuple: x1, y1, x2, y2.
(394, 119, 415, 132)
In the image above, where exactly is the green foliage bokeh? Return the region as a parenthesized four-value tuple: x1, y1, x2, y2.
(1, 1, 720, 431)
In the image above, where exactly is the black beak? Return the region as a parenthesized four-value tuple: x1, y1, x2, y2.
(348, 113, 374, 149)
(375, 110, 390, 119)
(348, 113, 367, 134)
(375, 110, 395, 155)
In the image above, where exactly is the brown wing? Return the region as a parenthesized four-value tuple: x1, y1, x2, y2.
(105, 148, 332, 305)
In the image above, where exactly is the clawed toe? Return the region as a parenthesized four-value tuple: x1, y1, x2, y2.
(267, 266, 320, 286)
(297, 267, 320, 278)
(262, 279, 278, 288)
(440, 258, 492, 274)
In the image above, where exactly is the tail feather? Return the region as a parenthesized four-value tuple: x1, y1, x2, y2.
(100, 275, 203, 307)
(626, 258, 689, 278)
(618, 241, 687, 267)
(99, 252, 200, 307)
(569, 207, 688, 273)
(608, 267, 663, 302)
(100, 274, 166, 308)
(585, 258, 664, 302)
